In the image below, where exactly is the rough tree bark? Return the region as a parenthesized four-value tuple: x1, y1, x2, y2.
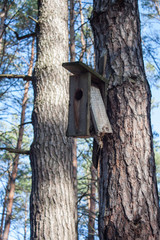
(91, 1, 160, 239)
(30, 0, 77, 239)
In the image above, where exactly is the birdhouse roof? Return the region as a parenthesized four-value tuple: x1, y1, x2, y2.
(62, 61, 108, 85)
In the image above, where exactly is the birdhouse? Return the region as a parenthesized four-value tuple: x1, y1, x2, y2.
(62, 61, 112, 138)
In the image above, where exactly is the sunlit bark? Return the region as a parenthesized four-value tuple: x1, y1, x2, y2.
(30, 0, 77, 239)
(91, 1, 160, 239)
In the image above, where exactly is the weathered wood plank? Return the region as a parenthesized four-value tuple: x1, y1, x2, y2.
(62, 61, 108, 85)
(90, 86, 112, 136)
(67, 72, 91, 137)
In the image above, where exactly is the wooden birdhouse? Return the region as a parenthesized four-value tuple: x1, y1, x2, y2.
(62, 61, 112, 138)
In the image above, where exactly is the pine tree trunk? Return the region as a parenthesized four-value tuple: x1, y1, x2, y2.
(91, 1, 160, 239)
(69, 0, 77, 205)
(0, 173, 10, 240)
(69, 0, 76, 62)
(0, 0, 8, 66)
(0, 159, 12, 240)
(152, 0, 160, 15)
(0, 187, 8, 240)
(0, 0, 8, 43)
(2, 37, 35, 240)
(30, 1, 77, 239)
(24, 194, 28, 240)
(88, 164, 97, 240)
(79, 0, 86, 61)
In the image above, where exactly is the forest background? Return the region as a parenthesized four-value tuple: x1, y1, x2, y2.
(0, 0, 160, 239)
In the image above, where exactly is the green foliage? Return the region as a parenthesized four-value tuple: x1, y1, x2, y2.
(0, 0, 37, 73)
(141, 0, 160, 18)
(0, 123, 31, 239)
(77, 138, 99, 239)
(155, 151, 160, 199)
(0, 0, 36, 239)
(155, 151, 160, 173)
(141, 0, 160, 88)
(73, 3, 94, 66)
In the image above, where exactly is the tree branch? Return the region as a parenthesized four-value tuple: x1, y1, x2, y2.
(28, 15, 38, 23)
(0, 74, 32, 81)
(7, 25, 36, 40)
(0, 148, 30, 155)
(18, 121, 32, 127)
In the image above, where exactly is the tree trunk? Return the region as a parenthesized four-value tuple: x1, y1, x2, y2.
(0, 0, 8, 43)
(0, 186, 8, 240)
(2, 37, 35, 240)
(30, 0, 77, 239)
(151, 0, 160, 15)
(0, 161, 11, 240)
(69, 0, 77, 205)
(91, 1, 160, 239)
(24, 193, 28, 240)
(69, 0, 76, 62)
(79, 0, 86, 61)
(88, 164, 97, 240)
(0, 0, 8, 66)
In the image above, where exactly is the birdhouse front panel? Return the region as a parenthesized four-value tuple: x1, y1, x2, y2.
(66, 72, 91, 137)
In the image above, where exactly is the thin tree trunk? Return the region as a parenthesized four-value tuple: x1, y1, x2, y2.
(152, 0, 160, 15)
(0, 159, 12, 240)
(69, 2, 78, 232)
(70, 0, 76, 62)
(24, 194, 28, 240)
(0, 187, 8, 240)
(91, 1, 160, 239)
(88, 165, 97, 240)
(79, 0, 86, 61)
(2, 37, 35, 240)
(73, 138, 77, 196)
(0, 0, 8, 46)
(69, 0, 77, 193)
(30, 0, 77, 239)
(0, 0, 8, 66)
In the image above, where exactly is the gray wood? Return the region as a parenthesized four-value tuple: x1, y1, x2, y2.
(63, 61, 110, 138)
(63, 61, 107, 103)
(63, 61, 108, 85)
(67, 72, 91, 137)
(90, 86, 112, 136)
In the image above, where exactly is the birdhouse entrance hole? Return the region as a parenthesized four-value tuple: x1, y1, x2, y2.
(75, 89, 83, 100)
